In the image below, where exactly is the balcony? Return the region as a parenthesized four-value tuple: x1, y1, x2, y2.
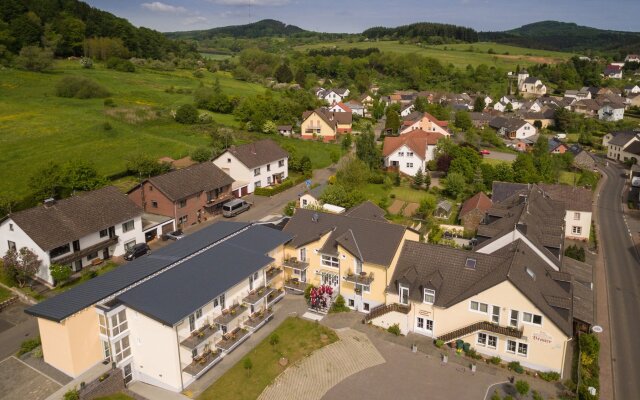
(344, 271, 374, 286)
(265, 267, 283, 283)
(284, 278, 307, 293)
(180, 324, 218, 350)
(244, 309, 274, 331)
(282, 258, 309, 271)
(267, 288, 285, 307)
(213, 304, 248, 327)
(216, 328, 250, 352)
(437, 321, 524, 344)
(51, 237, 118, 265)
(183, 349, 221, 376)
(243, 286, 275, 305)
(204, 193, 233, 208)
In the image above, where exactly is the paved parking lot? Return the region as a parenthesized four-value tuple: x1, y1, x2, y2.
(0, 357, 61, 400)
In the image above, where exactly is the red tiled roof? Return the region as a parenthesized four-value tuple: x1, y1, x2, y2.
(459, 192, 492, 218)
(382, 129, 444, 159)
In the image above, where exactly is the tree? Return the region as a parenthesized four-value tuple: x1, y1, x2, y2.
(126, 154, 172, 178)
(505, 102, 513, 112)
(371, 98, 386, 120)
(341, 133, 353, 152)
(336, 157, 370, 188)
(274, 62, 293, 83)
(428, 224, 443, 244)
(63, 161, 105, 192)
(473, 96, 485, 112)
(514, 380, 530, 398)
(175, 104, 199, 124)
(413, 169, 424, 187)
(320, 184, 364, 208)
(283, 201, 296, 216)
(2, 247, 41, 287)
(209, 126, 235, 158)
(443, 172, 466, 199)
(384, 108, 401, 134)
(190, 147, 212, 163)
(16, 46, 53, 72)
(50, 264, 72, 285)
(424, 173, 431, 190)
(454, 110, 472, 131)
(29, 162, 64, 202)
(355, 133, 381, 170)
(52, 14, 86, 56)
(262, 120, 277, 134)
(512, 153, 540, 183)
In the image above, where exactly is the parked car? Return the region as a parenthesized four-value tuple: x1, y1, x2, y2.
(632, 176, 640, 188)
(124, 243, 150, 261)
(222, 199, 251, 218)
(479, 149, 491, 155)
(555, 133, 567, 140)
(162, 229, 184, 241)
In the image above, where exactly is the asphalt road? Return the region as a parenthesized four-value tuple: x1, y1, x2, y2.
(598, 162, 640, 400)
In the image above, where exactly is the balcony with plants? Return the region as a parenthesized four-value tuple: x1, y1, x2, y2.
(213, 303, 248, 327)
(180, 323, 219, 350)
(242, 286, 275, 305)
(243, 308, 274, 331)
(216, 327, 250, 352)
(183, 345, 221, 376)
(344, 269, 374, 286)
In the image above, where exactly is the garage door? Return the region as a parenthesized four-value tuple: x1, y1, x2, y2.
(241, 186, 248, 196)
(162, 223, 174, 234)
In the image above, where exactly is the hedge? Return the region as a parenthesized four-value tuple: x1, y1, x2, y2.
(254, 174, 311, 197)
(578, 333, 600, 399)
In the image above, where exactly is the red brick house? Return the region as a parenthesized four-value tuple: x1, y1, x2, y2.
(127, 163, 234, 228)
(459, 192, 492, 233)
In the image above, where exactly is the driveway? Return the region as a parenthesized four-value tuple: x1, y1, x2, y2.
(0, 357, 61, 400)
(0, 301, 38, 360)
(482, 151, 516, 162)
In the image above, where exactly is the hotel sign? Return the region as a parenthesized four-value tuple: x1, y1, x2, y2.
(532, 331, 552, 344)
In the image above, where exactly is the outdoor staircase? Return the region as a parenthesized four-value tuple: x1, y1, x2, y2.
(363, 303, 411, 323)
(437, 321, 524, 343)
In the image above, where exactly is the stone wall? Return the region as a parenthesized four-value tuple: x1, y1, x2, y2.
(79, 369, 124, 400)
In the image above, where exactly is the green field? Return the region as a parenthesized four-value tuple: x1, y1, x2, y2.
(295, 41, 573, 69)
(0, 61, 337, 201)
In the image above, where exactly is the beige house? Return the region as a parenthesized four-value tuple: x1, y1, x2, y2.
(400, 111, 450, 136)
(281, 204, 419, 313)
(300, 108, 352, 142)
(26, 222, 291, 392)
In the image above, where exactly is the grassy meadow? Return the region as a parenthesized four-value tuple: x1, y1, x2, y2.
(0, 60, 338, 201)
(295, 40, 573, 69)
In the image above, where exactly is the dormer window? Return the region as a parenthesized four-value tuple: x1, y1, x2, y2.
(423, 288, 435, 304)
(399, 284, 409, 305)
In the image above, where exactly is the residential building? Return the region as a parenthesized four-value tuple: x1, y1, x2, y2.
(548, 138, 569, 154)
(400, 104, 415, 117)
(369, 238, 590, 376)
(0, 187, 144, 285)
(517, 71, 547, 98)
(128, 163, 234, 227)
(624, 85, 640, 96)
(469, 112, 494, 128)
(277, 125, 292, 136)
(328, 102, 352, 114)
(299, 184, 345, 214)
(489, 117, 537, 139)
(382, 129, 444, 176)
(459, 192, 492, 233)
(517, 108, 556, 129)
(604, 64, 623, 79)
(26, 222, 292, 391)
(603, 130, 640, 161)
(300, 108, 352, 142)
(569, 145, 596, 171)
(493, 102, 507, 112)
(281, 206, 419, 313)
(598, 103, 625, 122)
(316, 88, 350, 104)
(625, 54, 640, 63)
(434, 200, 453, 219)
(564, 90, 591, 101)
(344, 100, 365, 117)
(499, 96, 524, 110)
(213, 139, 288, 195)
(400, 111, 450, 136)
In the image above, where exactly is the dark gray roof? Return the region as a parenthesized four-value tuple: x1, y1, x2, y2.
(283, 208, 405, 266)
(344, 201, 387, 222)
(307, 184, 327, 200)
(142, 162, 234, 202)
(225, 139, 289, 169)
(491, 182, 528, 203)
(608, 131, 638, 147)
(116, 225, 292, 326)
(436, 200, 452, 213)
(25, 222, 250, 322)
(624, 141, 640, 156)
(389, 239, 573, 335)
(7, 186, 142, 252)
(492, 181, 592, 212)
(489, 116, 528, 131)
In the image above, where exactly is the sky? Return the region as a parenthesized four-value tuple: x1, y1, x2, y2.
(84, 0, 640, 33)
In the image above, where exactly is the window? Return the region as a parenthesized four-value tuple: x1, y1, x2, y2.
(355, 283, 370, 293)
(7, 241, 16, 251)
(111, 310, 128, 336)
(9, 223, 13, 231)
(407, 152, 414, 157)
(470, 301, 488, 313)
(151, 201, 158, 208)
(425, 319, 433, 331)
(267, 164, 271, 172)
(302, 199, 308, 207)
(227, 158, 231, 163)
(99, 314, 108, 336)
(113, 336, 131, 362)
(398, 152, 404, 157)
(477, 332, 487, 346)
(507, 340, 517, 353)
(363, 303, 370, 311)
(399, 284, 409, 305)
(348, 299, 355, 307)
(124, 240, 136, 251)
(321, 254, 339, 268)
(417, 317, 424, 329)
(510, 310, 519, 327)
(517, 342, 528, 356)
(214, 298, 219, 308)
(255, 181, 262, 188)
(300, 247, 307, 262)
(192, 348, 198, 358)
(572, 226, 582, 235)
(491, 305, 500, 324)
(189, 314, 195, 332)
(122, 220, 135, 233)
(50, 243, 70, 259)
(254, 168, 261, 176)
(123, 363, 132, 384)
(267, 176, 272, 185)
(523, 312, 543, 325)
(178, 199, 187, 208)
(100, 229, 108, 238)
(354, 259, 362, 274)
(102, 340, 111, 361)
(279, 160, 285, 167)
(487, 335, 498, 349)
(195, 308, 202, 319)
(87, 252, 98, 261)
(178, 215, 188, 226)
(406, 163, 413, 168)
(219, 293, 225, 309)
(423, 289, 435, 304)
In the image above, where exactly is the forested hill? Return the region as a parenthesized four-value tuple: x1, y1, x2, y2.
(166, 19, 308, 40)
(0, 0, 196, 59)
(480, 21, 640, 55)
(362, 22, 479, 43)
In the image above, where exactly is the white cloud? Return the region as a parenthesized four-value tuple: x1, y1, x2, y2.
(141, 2, 188, 13)
(210, 0, 290, 6)
(182, 16, 208, 25)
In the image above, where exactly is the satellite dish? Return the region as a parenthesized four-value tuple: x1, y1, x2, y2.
(592, 325, 603, 333)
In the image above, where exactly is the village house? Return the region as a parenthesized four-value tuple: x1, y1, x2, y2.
(344, 100, 366, 117)
(25, 222, 292, 391)
(459, 192, 492, 233)
(0, 186, 145, 285)
(328, 102, 352, 114)
(277, 125, 292, 136)
(469, 112, 494, 128)
(489, 116, 537, 139)
(128, 162, 234, 227)
(598, 103, 625, 122)
(213, 139, 289, 196)
(564, 90, 591, 101)
(400, 104, 415, 117)
(548, 138, 569, 154)
(517, 108, 556, 129)
(434, 200, 453, 219)
(300, 108, 352, 142)
(400, 111, 450, 136)
(603, 131, 640, 162)
(517, 71, 547, 98)
(382, 129, 444, 176)
(624, 85, 640, 96)
(569, 145, 596, 171)
(316, 88, 350, 104)
(499, 96, 524, 110)
(625, 54, 640, 63)
(604, 64, 623, 79)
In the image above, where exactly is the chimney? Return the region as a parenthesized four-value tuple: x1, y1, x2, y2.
(43, 198, 56, 208)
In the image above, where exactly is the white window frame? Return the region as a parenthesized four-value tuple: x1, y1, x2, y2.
(406, 162, 413, 168)
(124, 240, 136, 252)
(470, 300, 489, 314)
(299, 247, 307, 262)
(354, 258, 362, 274)
(506, 339, 517, 354)
(522, 312, 543, 326)
(398, 151, 404, 157)
(321, 254, 339, 268)
(110, 310, 128, 337)
(122, 220, 135, 233)
(99, 314, 108, 336)
(517, 342, 528, 357)
(423, 288, 435, 304)
(487, 334, 498, 349)
(510, 310, 519, 327)
(254, 168, 261, 176)
(572, 226, 582, 235)
(407, 151, 414, 157)
(477, 332, 487, 346)
(113, 336, 131, 363)
(399, 284, 409, 305)
(573, 212, 581, 220)
(355, 283, 370, 293)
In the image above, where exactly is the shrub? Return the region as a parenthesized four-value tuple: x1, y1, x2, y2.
(193, 70, 205, 78)
(538, 371, 561, 382)
(489, 356, 502, 365)
(103, 122, 113, 131)
(508, 361, 524, 374)
(79, 57, 93, 69)
(465, 347, 482, 360)
(243, 357, 252, 370)
(18, 337, 41, 356)
(564, 244, 586, 262)
(50, 264, 73, 285)
(490, 391, 501, 400)
(330, 294, 349, 313)
(434, 339, 444, 348)
(515, 380, 530, 397)
(33, 346, 43, 358)
(104, 98, 116, 107)
(303, 284, 314, 301)
(55, 76, 110, 99)
(16, 46, 53, 72)
(269, 333, 280, 346)
(106, 57, 135, 72)
(175, 104, 199, 124)
(283, 201, 296, 217)
(532, 390, 544, 400)
(63, 388, 79, 400)
(387, 323, 401, 336)
(190, 147, 212, 162)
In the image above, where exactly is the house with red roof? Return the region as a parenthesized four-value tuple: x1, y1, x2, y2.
(328, 102, 352, 114)
(400, 111, 450, 136)
(382, 129, 444, 176)
(459, 192, 492, 233)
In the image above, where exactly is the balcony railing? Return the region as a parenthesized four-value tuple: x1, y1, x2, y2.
(243, 286, 275, 305)
(437, 321, 524, 344)
(183, 349, 221, 376)
(204, 193, 232, 207)
(180, 324, 218, 350)
(267, 288, 285, 307)
(243, 309, 274, 331)
(282, 259, 309, 270)
(213, 304, 248, 326)
(52, 237, 119, 265)
(344, 271, 374, 285)
(265, 267, 283, 283)
(216, 328, 250, 352)
(284, 278, 307, 293)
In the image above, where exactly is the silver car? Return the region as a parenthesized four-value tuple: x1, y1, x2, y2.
(222, 199, 251, 217)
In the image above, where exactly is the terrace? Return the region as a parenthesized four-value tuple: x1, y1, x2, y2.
(216, 328, 251, 353)
(180, 324, 219, 350)
(243, 308, 274, 331)
(183, 349, 222, 376)
(213, 304, 248, 326)
(242, 286, 275, 305)
(344, 271, 375, 286)
(265, 267, 283, 283)
(284, 278, 307, 293)
(267, 288, 285, 307)
(282, 258, 310, 271)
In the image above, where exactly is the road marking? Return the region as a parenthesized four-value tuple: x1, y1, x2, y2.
(8, 356, 64, 387)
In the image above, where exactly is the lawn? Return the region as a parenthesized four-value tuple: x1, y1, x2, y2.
(361, 182, 431, 204)
(482, 157, 513, 166)
(0, 286, 14, 302)
(559, 171, 580, 185)
(295, 41, 573, 69)
(196, 317, 338, 400)
(0, 60, 266, 200)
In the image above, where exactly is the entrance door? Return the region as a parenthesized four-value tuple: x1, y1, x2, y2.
(103, 248, 110, 260)
(123, 363, 132, 385)
(321, 272, 339, 291)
